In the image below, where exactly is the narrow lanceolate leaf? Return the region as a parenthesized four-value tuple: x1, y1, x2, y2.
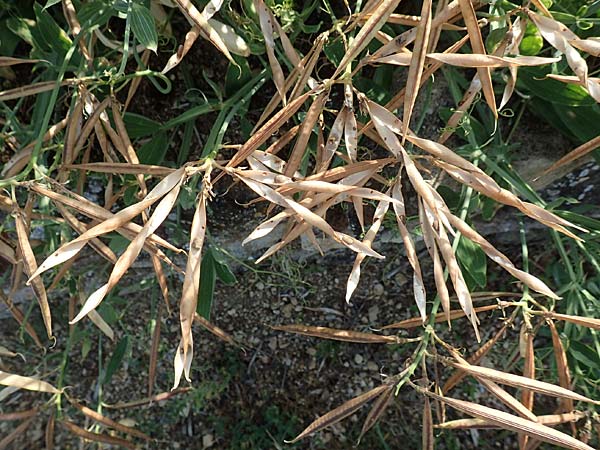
(0, 416, 35, 450)
(569, 38, 600, 57)
(87, 310, 115, 341)
(382, 304, 499, 329)
(548, 320, 574, 414)
(438, 76, 482, 144)
(528, 11, 587, 84)
(45, 411, 55, 450)
(284, 92, 328, 176)
(433, 210, 479, 341)
(70, 401, 150, 440)
(175, 176, 209, 390)
(172, 337, 193, 390)
(223, 91, 312, 172)
(71, 174, 184, 324)
(102, 388, 192, 410)
(56, 204, 117, 264)
(255, 0, 286, 103)
(0, 57, 43, 67)
(412, 53, 560, 68)
(445, 360, 600, 405)
(423, 395, 434, 450)
(287, 384, 390, 443)
(443, 321, 510, 393)
(419, 390, 594, 450)
(194, 313, 238, 347)
(544, 311, 600, 330)
(436, 160, 584, 240)
(172, 0, 234, 63)
(0, 371, 59, 393)
(149, 305, 162, 398)
(333, 0, 402, 79)
(234, 174, 384, 259)
(0, 408, 38, 421)
(420, 200, 450, 322)
(0, 238, 16, 264)
(403, 0, 431, 142)
(29, 183, 181, 255)
(2, 118, 68, 178)
(521, 326, 536, 450)
(30, 167, 186, 282)
(272, 324, 404, 344)
(0, 291, 44, 349)
(0, 79, 76, 102)
(130, 2, 158, 52)
(443, 212, 560, 299)
(162, 25, 200, 74)
(0, 345, 18, 358)
(539, 134, 600, 178)
(477, 378, 538, 422)
(64, 162, 175, 176)
(358, 385, 394, 443)
(344, 107, 358, 162)
(457, 0, 496, 116)
(346, 195, 390, 302)
(14, 207, 52, 339)
(61, 421, 136, 450)
(208, 18, 250, 56)
(392, 178, 426, 319)
(435, 412, 586, 430)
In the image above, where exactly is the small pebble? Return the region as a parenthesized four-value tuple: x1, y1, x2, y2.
(202, 434, 214, 448)
(368, 305, 379, 322)
(354, 354, 364, 364)
(373, 283, 384, 296)
(282, 304, 294, 318)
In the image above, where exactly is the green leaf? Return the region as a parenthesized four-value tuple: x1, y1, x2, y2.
(518, 67, 596, 106)
(212, 247, 237, 285)
(122, 112, 162, 138)
(438, 109, 487, 144)
(354, 76, 391, 104)
(130, 2, 158, 53)
(551, 103, 600, 143)
(557, 210, 600, 232)
(81, 335, 92, 360)
(43, 0, 63, 10)
(486, 26, 508, 54)
(569, 341, 600, 373)
(32, 3, 72, 59)
(0, 18, 22, 57)
(456, 236, 487, 289)
(163, 101, 219, 129)
(113, 0, 129, 14)
(527, 98, 579, 142)
(78, 0, 114, 29)
(437, 185, 461, 211)
(6, 18, 35, 47)
(324, 38, 344, 66)
(225, 56, 252, 97)
(197, 248, 217, 320)
(103, 335, 129, 385)
(108, 234, 131, 254)
(138, 131, 168, 165)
